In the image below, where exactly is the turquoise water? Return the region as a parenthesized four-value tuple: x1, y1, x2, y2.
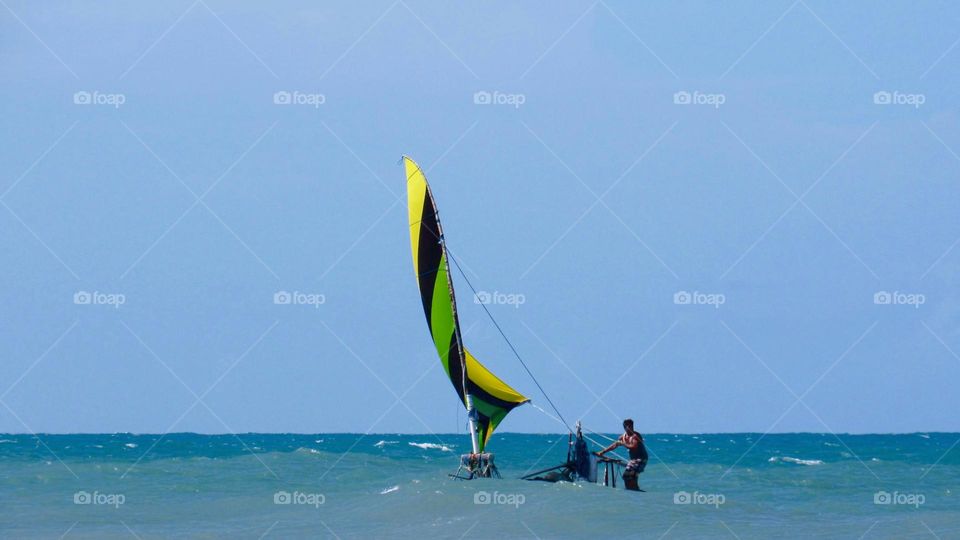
(1, 433, 957, 539)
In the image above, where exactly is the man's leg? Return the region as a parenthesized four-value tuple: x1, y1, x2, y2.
(622, 465, 640, 491)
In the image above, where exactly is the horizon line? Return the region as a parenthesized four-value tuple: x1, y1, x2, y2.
(0, 430, 955, 436)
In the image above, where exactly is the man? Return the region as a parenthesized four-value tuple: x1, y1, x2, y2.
(596, 419, 648, 491)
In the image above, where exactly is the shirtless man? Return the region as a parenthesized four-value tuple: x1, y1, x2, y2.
(596, 419, 648, 491)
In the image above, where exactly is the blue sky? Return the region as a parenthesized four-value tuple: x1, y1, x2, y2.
(1, 1, 959, 435)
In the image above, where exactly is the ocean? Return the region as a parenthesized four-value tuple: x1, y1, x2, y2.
(1, 433, 957, 539)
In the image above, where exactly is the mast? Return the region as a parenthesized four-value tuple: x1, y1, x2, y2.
(423, 183, 480, 455)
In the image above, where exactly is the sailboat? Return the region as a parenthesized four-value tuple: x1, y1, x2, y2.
(403, 156, 529, 478)
(403, 156, 634, 487)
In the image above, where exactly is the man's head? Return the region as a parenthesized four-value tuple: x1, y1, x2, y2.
(623, 419, 634, 433)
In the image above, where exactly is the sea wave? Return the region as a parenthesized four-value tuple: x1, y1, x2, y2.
(374, 440, 399, 448)
(380, 485, 400, 494)
(768, 456, 824, 466)
(408, 442, 454, 452)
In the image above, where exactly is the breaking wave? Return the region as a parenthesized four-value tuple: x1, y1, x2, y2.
(408, 442, 454, 452)
(769, 456, 824, 466)
(374, 440, 399, 448)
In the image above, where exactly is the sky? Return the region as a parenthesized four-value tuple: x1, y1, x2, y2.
(1, 1, 959, 435)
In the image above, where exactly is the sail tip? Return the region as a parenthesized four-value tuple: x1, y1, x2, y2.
(401, 156, 425, 183)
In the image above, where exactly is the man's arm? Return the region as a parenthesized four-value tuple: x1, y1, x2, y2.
(596, 439, 621, 456)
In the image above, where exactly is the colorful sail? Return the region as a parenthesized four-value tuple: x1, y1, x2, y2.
(404, 156, 528, 452)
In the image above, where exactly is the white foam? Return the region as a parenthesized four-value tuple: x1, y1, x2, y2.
(409, 442, 454, 452)
(374, 440, 399, 448)
(380, 485, 400, 494)
(124, 443, 138, 448)
(919, 434, 931, 439)
(769, 456, 824, 466)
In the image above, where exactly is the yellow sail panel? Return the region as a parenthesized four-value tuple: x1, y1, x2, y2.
(405, 157, 428, 277)
(465, 348, 528, 405)
(465, 348, 529, 451)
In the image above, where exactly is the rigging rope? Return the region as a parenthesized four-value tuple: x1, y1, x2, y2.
(583, 427, 618, 443)
(446, 249, 573, 434)
(529, 403, 566, 430)
(530, 404, 628, 462)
